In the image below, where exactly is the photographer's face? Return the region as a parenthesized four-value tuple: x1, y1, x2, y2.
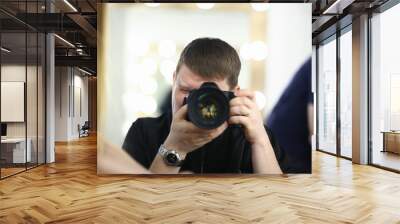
(171, 64, 237, 115)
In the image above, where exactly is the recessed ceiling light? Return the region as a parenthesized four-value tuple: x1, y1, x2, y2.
(78, 67, 93, 76)
(196, 3, 215, 10)
(144, 3, 160, 7)
(63, 0, 78, 12)
(1, 47, 11, 53)
(54, 34, 75, 48)
(251, 3, 269, 12)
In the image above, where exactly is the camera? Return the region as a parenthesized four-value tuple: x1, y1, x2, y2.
(184, 82, 235, 129)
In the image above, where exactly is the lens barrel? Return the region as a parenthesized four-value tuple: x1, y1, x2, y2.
(186, 82, 234, 129)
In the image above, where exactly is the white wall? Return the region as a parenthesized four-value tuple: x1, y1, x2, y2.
(264, 4, 312, 115)
(1, 82, 24, 122)
(72, 73, 89, 138)
(1, 64, 46, 163)
(1, 65, 41, 139)
(1, 66, 26, 128)
(55, 67, 89, 141)
(55, 67, 68, 141)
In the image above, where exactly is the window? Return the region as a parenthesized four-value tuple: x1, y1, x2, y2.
(0, 1, 47, 179)
(370, 2, 400, 171)
(317, 36, 337, 154)
(339, 28, 352, 158)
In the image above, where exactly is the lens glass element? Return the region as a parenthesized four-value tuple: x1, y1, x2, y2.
(197, 93, 220, 120)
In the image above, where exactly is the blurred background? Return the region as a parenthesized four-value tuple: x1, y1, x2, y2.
(98, 3, 312, 147)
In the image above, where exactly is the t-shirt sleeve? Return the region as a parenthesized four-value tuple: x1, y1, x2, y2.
(265, 125, 288, 173)
(122, 120, 150, 168)
(240, 141, 253, 173)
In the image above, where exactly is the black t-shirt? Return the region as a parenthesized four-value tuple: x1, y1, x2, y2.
(122, 111, 287, 173)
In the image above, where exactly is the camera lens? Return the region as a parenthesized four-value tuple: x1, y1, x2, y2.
(187, 82, 230, 129)
(197, 94, 219, 120)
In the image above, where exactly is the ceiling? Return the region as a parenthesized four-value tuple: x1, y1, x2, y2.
(0, 0, 97, 74)
(0, 0, 393, 75)
(310, 0, 390, 43)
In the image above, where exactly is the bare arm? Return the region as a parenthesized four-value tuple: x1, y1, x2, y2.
(229, 90, 282, 174)
(97, 135, 151, 174)
(149, 105, 227, 174)
(250, 134, 282, 174)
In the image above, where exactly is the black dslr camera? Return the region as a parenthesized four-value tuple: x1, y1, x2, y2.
(183, 82, 235, 129)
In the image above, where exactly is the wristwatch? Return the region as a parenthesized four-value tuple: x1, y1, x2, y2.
(158, 144, 185, 166)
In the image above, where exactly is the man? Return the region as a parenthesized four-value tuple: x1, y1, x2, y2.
(123, 37, 286, 174)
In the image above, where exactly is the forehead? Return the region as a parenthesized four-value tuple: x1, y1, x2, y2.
(177, 66, 207, 88)
(176, 64, 230, 90)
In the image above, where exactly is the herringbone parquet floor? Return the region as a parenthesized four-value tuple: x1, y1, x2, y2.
(1, 134, 400, 223)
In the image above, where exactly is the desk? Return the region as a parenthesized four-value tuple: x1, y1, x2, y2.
(381, 131, 400, 154)
(1, 138, 31, 163)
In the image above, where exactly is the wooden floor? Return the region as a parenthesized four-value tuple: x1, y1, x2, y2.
(1, 163, 44, 178)
(0, 167, 26, 178)
(1, 135, 400, 223)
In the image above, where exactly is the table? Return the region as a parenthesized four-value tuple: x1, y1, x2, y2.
(1, 138, 32, 164)
(381, 131, 400, 154)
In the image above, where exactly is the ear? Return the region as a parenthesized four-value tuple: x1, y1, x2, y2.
(233, 85, 240, 95)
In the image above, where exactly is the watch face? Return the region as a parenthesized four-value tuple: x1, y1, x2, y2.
(166, 153, 178, 164)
